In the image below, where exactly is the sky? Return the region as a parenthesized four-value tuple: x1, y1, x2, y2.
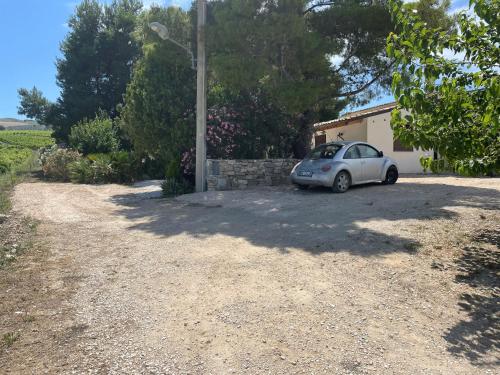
(0, 0, 469, 119)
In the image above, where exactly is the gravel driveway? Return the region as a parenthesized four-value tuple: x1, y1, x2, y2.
(1, 176, 499, 374)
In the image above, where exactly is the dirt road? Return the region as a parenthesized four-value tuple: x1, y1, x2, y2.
(1, 176, 499, 374)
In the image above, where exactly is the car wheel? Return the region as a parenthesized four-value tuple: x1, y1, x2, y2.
(296, 184, 309, 190)
(383, 166, 399, 185)
(332, 171, 350, 193)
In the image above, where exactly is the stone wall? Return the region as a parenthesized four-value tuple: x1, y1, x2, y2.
(206, 159, 299, 191)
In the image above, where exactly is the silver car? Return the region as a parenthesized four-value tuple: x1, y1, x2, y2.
(290, 141, 399, 193)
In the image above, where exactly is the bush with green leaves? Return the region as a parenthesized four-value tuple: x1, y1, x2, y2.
(420, 156, 449, 174)
(68, 152, 142, 184)
(69, 113, 120, 155)
(68, 158, 94, 184)
(109, 151, 140, 183)
(387, 0, 499, 175)
(161, 178, 194, 197)
(41, 147, 82, 181)
(87, 154, 116, 183)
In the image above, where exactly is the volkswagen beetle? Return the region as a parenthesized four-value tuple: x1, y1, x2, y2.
(290, 141, 399, 193)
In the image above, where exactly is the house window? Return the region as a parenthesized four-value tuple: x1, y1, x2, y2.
(393, 138, 413, 152)
(315, 134, 326, 146)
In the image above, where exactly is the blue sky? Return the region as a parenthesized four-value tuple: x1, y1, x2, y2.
(0, 0, 468, 119)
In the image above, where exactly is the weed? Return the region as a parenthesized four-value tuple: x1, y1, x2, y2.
(2, 332, 20, 347)
(22, 315, 36, 323)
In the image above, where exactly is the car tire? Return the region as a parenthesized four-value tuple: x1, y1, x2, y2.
(383, 166, 399, 185)
(296, 184, 309, 190)
(332, 171, 351, 193)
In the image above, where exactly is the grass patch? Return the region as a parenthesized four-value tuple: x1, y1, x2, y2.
(2, 332, 20, 347)
(0, 151, 40, 268)
(0, 152, 39, 214)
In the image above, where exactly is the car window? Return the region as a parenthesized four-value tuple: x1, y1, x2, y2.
(357, 145, 379, 158)
(344, 145, 360, 159)
(307, 144, 342, 159)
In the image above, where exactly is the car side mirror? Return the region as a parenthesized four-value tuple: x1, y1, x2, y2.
(378, 151, 384, 157)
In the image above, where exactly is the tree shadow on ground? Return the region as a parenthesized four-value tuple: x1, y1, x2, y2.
(108, 178, 499, 365)
(108, 178, 499, 257)
(444, 228, 500, 367)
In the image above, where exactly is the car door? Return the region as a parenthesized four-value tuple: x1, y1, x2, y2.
(342, 145, 364, 183)
(357, 144, 384, 181)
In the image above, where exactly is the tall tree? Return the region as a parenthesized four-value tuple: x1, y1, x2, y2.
(119, 6, 196, 164)
(54, 0, 142, 141)
(17, 87, 64, 134)
(387, 0, 499, 175)
(207, 0, 454, 157)
(17, 87, 51, 125)
(207, 0, 392, 157)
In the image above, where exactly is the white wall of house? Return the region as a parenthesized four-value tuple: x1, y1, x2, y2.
(314, 111, 432, 173)
(317, 119, 367, 144)
(365, 111, 431, 173)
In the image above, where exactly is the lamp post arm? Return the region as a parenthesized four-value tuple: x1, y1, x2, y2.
(167, 37, 196, 70)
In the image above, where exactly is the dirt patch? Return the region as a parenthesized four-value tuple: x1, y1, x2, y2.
(0, 214, 37, 268)
(1, 176, 499, 374)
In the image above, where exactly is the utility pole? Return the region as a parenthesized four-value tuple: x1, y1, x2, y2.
(195, 0, 207, 192)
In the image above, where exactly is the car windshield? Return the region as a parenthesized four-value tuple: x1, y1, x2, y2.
(306, 144, 343, 160)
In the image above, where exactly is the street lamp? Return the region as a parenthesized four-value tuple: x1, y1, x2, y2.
(149, 0, 207, 193)
(149, 22, 196, 69)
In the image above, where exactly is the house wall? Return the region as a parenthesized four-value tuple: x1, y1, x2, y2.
(314, 119, 367, 146)
(365, 111, 431, 173)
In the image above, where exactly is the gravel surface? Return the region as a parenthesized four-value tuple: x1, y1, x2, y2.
(1, 176, 499, 374)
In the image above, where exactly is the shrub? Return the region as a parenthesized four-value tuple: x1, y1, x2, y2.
(69, 113, 119, 155)
(88, 154, 116, 184)
(165, 158, 181, 179)
(161, 178, 194, 197)
(68, 152, 141, 184)
(141, 156, 167, 180)
(109, 151, 139, 183)
(420, 156, 449, 174)
(41, 147, 81, 181)
(68, 159, 94, 184)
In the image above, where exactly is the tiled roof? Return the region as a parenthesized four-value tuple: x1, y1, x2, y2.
(314, 102, 397, 131)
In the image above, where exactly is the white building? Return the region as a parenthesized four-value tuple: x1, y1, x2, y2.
(313, 102, 432, 173)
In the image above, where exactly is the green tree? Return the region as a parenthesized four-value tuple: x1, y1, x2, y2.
(17, 87, 51, 124)
(55, 0, 142, 141)
(69, 112, 120, 155)
(387, 0, 499, 175)
(207, 0, 453, 157)
(17, 87, 64, 135)
(404, 0, 456, 30)
(119, 6, 196, 165)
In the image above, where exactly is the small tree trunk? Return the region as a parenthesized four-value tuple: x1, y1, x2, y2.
(292, 111, 314, 159)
